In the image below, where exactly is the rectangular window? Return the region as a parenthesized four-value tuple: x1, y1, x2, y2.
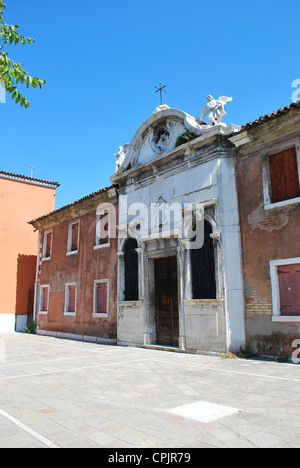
(93, 280, 109, 315)
(43, 231, 52, 259)
(95, 211, 110, 249)
(67, 221, 79, 254)
(40, 286, 49, 314)
(191, 221, 216, 300)
(65, 283, 77, 315)
(269, 147, 300, 204)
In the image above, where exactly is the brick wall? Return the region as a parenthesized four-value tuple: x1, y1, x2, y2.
(36, 200, 118, 341)
(245, 286, 272, 319)
(236, 145, 300, 357)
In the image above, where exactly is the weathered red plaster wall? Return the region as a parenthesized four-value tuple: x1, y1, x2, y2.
(37, 206, 118, 340)
(237, 154, 300, 357)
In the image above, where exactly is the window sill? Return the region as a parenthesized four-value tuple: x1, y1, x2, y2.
(64, 311, 76, 316)
(264, 197, 300, 210)
(92, 312, 109, 318)
(184, 299, 223, 306)
(272, 316, 300, 323)
(94, 243, 110, 250)
(42, 256, 51, 262)
(38, 311, 48, 315)
(66, 250, 79, 256)
(118, 301, 143, 307)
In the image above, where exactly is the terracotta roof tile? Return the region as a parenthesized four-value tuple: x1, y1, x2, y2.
(0, 170, 60, 187)
(242, 101, 300, 130)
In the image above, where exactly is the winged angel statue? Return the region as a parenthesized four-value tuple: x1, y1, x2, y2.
(200, 95, 233, 126)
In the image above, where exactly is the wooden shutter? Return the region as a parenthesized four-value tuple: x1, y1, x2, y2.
(269, 152, 286, 203)
(100, 212, 109, 245)
(284, 148, 300, 199)
(45, 232, 52, 257)
(42, 287, 49, 312)
(278, 264, 300, 316)
(68, 285, 76, 313)
(71, 223, 79, 251)
(269, 148, 300, 203)
(97, 282, 108, 313)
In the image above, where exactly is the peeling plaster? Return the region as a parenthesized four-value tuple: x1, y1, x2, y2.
(248, 203, 289, 231)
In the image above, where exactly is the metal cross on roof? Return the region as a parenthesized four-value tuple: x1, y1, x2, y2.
(155, 81, 167, 105)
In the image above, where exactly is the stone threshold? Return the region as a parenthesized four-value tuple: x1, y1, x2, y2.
(142, 344, 223, 357)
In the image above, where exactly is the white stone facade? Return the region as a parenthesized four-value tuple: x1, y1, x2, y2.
(111, 106, 246, 353)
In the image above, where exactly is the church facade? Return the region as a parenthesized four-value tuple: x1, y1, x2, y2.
(110, 102, 246, 354)
(29, 98, 300, 358)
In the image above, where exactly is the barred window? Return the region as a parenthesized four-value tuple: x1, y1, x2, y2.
(191, 220, 216, 299)
(124, 238, 139, 301)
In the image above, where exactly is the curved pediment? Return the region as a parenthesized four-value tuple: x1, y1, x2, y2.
(114, 107, 205, 173)
(112, 104, 241, 175)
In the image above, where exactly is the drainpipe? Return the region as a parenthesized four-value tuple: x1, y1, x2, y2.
(33, 231, 42, 332)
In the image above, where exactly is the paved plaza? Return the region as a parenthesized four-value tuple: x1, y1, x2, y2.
(0, 333, 299, 448)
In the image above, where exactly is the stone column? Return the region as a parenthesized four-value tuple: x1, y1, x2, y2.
(136, 244, 152, 346)
(116, 251, 125, 302)
(177, 240, 186, 350)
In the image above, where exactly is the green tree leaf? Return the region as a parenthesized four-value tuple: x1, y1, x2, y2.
(0, 0, 45, 108)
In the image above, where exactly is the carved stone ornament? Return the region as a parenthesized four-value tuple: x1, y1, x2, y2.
(154, 195, 169, 227)
(153, 104, 171, 114)
(151, 126, 171, 154)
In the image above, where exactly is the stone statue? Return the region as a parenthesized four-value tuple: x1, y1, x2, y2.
(114, 145, 127, 173)
(200, 95, 233, 126)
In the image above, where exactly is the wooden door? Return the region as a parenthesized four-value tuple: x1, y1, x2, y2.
(155, 256, 179, 346)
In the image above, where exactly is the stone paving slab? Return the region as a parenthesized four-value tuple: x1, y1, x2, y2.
(0, 332, 299, 448)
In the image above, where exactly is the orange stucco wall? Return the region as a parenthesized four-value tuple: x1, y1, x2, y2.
(0, 176, 57, 319)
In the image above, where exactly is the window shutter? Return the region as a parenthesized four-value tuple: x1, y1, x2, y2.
(46, 233, 52, 257)
(269, 152, 287, 203)
(71, 223, 79, 251)
(284, 148, 300, 200)
(97, 282, 108, 313)
(297, 265, 300, 316)
(100, 212, 109, 245)
(278, 264, 300, 315)
(270, 148, 300, 203)
(42, 287, 48, 311)
(68, 285, 76, 312)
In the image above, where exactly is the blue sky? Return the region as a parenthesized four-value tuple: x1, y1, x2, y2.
(1, 0, 300, 209)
